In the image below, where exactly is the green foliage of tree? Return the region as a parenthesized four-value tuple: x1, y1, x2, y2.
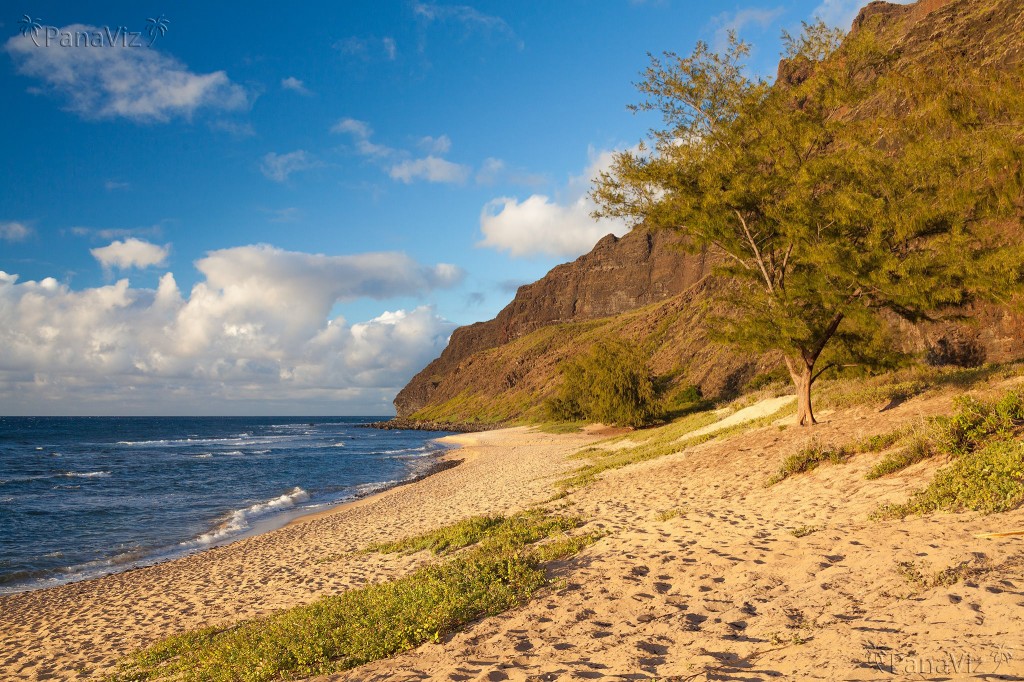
(546, 340, 659, 427)
(593, 23, 1024, 425)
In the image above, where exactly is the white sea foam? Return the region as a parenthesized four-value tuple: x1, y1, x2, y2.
(383, 446, 430, 456)
(62, 471, 111, 478)
(117, 435, 288, 447)
(330, 442, 346, 447)
(184, 487, 310, 547)
(192, 453, 213, 459)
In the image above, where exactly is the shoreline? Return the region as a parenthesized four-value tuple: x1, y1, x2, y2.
(0, 426, 602, 681)
(282, 439, 467, 529)
(0, 434, 466, 598)
(362, 417, 504, 433)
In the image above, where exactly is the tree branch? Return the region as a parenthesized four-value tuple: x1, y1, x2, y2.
(808, 311, 845, 363)
(711, 240, 755, 272)
(735, 209, 775, 294)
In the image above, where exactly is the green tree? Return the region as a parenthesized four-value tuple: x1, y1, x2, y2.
(546, 339, 658, 427)
(593, 23, 1024, 426)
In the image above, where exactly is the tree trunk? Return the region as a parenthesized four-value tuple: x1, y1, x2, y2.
(785, 313, 844, 427)
(787, 357, 817, 426)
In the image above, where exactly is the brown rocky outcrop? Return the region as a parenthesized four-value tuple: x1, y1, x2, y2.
(394, 228, 711, 417)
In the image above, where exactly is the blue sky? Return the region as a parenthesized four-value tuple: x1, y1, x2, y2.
(0, 0, 881, 415)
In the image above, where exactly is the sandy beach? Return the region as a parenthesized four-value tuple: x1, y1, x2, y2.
(3, 392, 1024, 680)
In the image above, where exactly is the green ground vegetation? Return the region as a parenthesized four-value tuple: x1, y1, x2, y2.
(766, 439, 853, 486)
(556, 400, 796, 490)
(767, 425, 912, 486)
(874, 390, 1024, 518)
(366, 509, 582, 556)
(110, 511, 595, 682)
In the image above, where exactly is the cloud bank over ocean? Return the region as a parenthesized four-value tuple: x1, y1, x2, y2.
(0, 245, 462, 414)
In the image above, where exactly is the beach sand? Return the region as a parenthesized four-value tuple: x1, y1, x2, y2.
(3, 394, 1024, 680)
(0, 426, 601, 680)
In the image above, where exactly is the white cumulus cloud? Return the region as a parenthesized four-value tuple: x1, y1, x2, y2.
(418, 134, 452, 154)
(477, 149, 629, 258)
(0, 221, 33, 241)
(4, 24, 249, 122)
(413, 3, 523, 49)
(710, 7, 785, 50)
(281, 76, 311, 95)
(331, 118, 396, 159)
(0, 246, 463, 414)
(333, 118, 469, 184)
(389, 156, 470, 184)
(90, 238, 169, 270)
(260, 150, 319, 182)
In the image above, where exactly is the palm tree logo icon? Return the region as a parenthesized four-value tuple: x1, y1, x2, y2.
(145, 15, 170, 46)
(18, 14, 43, 46)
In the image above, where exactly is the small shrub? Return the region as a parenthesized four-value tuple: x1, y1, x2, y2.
(865, 431, 934, 479)
(935, 391, 1024, 456)
(895, 560, 926, 586)
(875, 439, 1024, 518)
(789, 525, 820, 537)
(867, 391, 1024, 480)
(855, 426, 911, 453)
(931, 560, 980, 587)
(766, 440, 852, 486)
(895, 559, 983, 589)
(544, 339, 659, 427)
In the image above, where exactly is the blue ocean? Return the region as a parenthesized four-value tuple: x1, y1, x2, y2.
(0, 417, 453, 594)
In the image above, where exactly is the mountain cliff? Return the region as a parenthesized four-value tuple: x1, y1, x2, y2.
(394, 228, 725, 419)
(395, 0, 1024, 424)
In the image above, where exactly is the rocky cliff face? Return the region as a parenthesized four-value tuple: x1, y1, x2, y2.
(394, 228, 712, 417)
(395, 0, 1024, 422)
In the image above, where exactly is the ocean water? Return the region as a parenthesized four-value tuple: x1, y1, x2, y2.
(0, 416, 453, 594)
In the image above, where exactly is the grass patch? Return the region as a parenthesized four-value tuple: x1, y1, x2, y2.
(895, 560, 927, 586)
(867, 390, 1024, 480)
(874, 438, 1024, 519)
(817, 362, 1021, 411)
(766, 440, 852, 486)
(855, 426, 912, 454)
(934, 391, 1024, 456)
(366, 509, 582, 556)
(895, 559, 984, 589)
(865, 430, 933, 479)
(788, 525, 820, 537)
(568, 446, 612, 461)
(556, 401, 796, 490)
(112, 512, 595, 682)
(872, 389, 1024, 518)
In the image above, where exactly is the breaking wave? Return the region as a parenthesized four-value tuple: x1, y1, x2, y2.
(184, 487, 310, 547)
